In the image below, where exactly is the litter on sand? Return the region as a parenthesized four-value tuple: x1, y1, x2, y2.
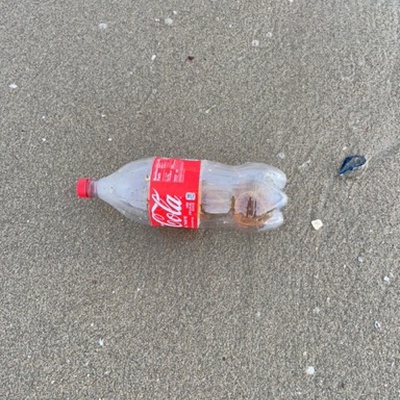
(339, 155, 366, 176)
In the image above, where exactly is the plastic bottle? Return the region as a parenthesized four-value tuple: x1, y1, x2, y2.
(77, 157, 287, 232)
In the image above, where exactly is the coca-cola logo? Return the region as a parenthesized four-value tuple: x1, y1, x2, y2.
(150, 189, 183, 227)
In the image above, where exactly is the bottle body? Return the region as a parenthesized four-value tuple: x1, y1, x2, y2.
(78, 157, 287, 232)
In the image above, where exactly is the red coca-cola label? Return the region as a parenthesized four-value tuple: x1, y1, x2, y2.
(148, 158, 201, 228)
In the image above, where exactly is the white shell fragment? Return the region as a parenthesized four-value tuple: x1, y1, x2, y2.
(306, 366, 315, 375)
(311, 219, 323, 230)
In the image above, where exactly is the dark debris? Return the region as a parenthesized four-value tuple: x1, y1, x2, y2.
(339, 155, 366, 176)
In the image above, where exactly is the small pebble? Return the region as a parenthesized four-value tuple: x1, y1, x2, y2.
(98, 22, 108, 30)
(173, 10, 178, 15)
(164, 17, 173, 26)
(98, 338, 104, 346)
(306, 366, 315, 375)
(107, 138, 112, 142)
(251, 39, 260, 47)
(154, 18, 160, 22)
(277, 152, 285, 159)
(42, 138, 46, 142)
(311, 219, 323, 231)
(9, 83, 18, 89)
(374, 321, 381, 331)
(266, 32, 273, 38)
(383, 276, 390, 283)
(151, 55, 157, 61)
(357, 256, 364, 263)
(298, 159, 311, 171)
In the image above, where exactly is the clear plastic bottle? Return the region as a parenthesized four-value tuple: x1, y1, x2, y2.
(77, 157, 287, 232)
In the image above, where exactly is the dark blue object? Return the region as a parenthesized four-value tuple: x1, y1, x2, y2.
(339, 155, 366, 176)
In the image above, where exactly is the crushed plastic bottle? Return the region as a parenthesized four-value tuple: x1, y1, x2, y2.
(77, 157, 287, 232)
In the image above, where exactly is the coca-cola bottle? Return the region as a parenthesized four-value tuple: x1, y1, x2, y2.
(77, 157, 287, 231)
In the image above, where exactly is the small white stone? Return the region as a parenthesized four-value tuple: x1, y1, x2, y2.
(383, 276, 390, 283)
(277, 152, 285, 159)
(151, 54, 157, 61)
(42, 138, 46, 142)
(164, 17, 173, 26)
(357, 256, 364, 263)
(98, 338, 104, 346)
(266, 32, 273, 38)
(9, 83, 18, 89)
(108, 138, 112, 141)
(173, 10, 178, 15)
(251, 39, 260, 47)
(306, 366, 315, 375)
(298, 159, 311, 171)
(311, 219, 323, 230)
(98, 22, 108, 30)
(374, 321, 381, 330)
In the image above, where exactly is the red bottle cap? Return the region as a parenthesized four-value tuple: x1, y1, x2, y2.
(76, 178, 92, 198)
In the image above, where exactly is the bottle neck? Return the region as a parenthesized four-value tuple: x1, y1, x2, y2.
(87, 180, 97, 198)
